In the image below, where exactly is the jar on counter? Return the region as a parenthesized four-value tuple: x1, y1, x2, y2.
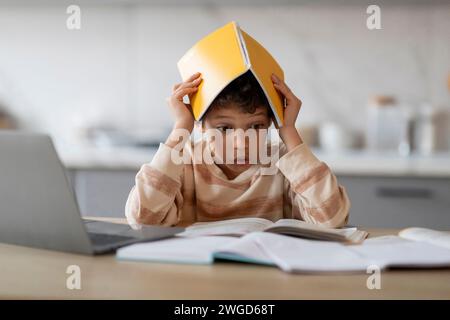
(366, 95, 403, 151)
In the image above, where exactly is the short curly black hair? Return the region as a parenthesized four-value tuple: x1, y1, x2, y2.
(206, 71, 272, 117)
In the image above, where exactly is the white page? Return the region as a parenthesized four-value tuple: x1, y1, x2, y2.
(269, 219, 358, 236)
(273, 219, 357, 236)
(399, 228, 450, 250)
(248, 232, 370, 273)
(254, 233, 450, 273)
(347, 235, 450, 268)
(116, 236, 238, 265)
(214, 233, 276, 266)
(177, 217, 272, 237)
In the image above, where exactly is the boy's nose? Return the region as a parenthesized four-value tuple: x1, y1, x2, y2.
(233, 131, 248, 149)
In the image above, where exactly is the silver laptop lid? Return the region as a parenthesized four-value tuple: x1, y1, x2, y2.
(0, 131, 93, 254)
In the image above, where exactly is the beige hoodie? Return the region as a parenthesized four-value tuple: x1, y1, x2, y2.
(125, 138, 350, 229)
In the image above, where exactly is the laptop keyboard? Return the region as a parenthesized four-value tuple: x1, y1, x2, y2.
(88, 232, 134, 246)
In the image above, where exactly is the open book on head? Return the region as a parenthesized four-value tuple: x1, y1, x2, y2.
(176, 217, 369, 244)
(177, 21, 285, 127)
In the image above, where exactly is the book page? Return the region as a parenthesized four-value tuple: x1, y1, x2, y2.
(116, 236, 237, 265)
(249, 232, 369, 273)
(214, 233, 275, 266)
(399, 228, 450, 250)
(347, 235, 450, 268)
(177, 217, 273, 237)
(236, 22, 250, 67)
(249, 233, 450, 273)
(269, 219, 357, 235)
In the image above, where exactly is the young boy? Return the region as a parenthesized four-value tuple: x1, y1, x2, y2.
(125, 72, 350, 229)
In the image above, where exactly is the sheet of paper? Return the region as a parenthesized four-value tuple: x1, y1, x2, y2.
(347, 235, 450, 268)
(116, 236, 238, 265)
(247, 232, 369, 273)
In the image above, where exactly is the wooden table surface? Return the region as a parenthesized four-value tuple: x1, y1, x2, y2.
(1, 217, 449, 299)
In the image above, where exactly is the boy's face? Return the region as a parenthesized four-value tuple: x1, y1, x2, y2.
(201, 104, 272, 166)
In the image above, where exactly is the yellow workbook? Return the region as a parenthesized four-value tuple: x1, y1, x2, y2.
(177, 21, 285, 126)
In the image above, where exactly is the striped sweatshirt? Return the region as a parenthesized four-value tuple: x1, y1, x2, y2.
(125, 138, 350, 229)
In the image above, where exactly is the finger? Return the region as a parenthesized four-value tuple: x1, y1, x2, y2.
(272, 74, 289, 94)
(271, 73, 294, 96)
(272, 74, 291, 92)
(271, 73, 280, 83)
(174, 86, 198, 97)
(271, 73, 286, 87)
(173, 87, 198, 100)
(273, 82, 300, 107)
(185, 72, 202, 82)
(273, 82, 291, 98)
(179, 77, 202, 89)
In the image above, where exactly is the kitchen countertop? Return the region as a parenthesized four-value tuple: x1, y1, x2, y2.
(58, 144, 450, 178)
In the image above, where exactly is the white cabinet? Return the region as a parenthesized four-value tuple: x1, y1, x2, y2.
(69, 169, 137, 217)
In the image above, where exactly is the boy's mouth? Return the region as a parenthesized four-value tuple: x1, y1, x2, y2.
(235, 155, 249, 163)
(234, 156, 251, 164)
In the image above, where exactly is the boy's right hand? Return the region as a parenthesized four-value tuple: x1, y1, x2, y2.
(167, 72, 202, 132)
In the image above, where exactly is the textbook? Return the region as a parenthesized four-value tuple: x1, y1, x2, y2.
(116, 231, 450, 273)
(177, 21, 285, 126)
(176, 217, 369, 244)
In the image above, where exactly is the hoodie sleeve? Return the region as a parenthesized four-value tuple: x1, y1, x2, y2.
(125, 142, 185, 229)
(276, 142, 350, 228)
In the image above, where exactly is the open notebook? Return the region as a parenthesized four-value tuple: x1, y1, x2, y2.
(116, 228, 450, 273)
(176, 217, 369, 244)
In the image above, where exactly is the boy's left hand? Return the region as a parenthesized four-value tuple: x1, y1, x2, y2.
(271, 73, 302, 128)
(271, 73, 303, 151)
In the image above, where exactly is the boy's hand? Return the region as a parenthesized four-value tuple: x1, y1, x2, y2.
(271, 73, 303, 151)
(167, 72, 202, 132)
(271, 73, 302, 128)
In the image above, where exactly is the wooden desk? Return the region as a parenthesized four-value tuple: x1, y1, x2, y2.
(1, 217, 449, 299)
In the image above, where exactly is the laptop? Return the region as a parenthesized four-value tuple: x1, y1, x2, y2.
(0, 131, 184, 255)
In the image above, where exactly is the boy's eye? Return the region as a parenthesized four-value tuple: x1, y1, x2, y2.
(216, 126, 232, 132)
(249, 124, 265, 130)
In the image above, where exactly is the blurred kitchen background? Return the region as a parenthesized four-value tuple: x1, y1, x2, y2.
(0, 0, 449, 228)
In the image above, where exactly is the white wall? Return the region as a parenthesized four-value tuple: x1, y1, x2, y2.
(0, 3, 449, 144)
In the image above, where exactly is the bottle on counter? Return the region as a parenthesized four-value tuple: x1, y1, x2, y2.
(413, 103, 450, 155)
(398, 107, 415, 157)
